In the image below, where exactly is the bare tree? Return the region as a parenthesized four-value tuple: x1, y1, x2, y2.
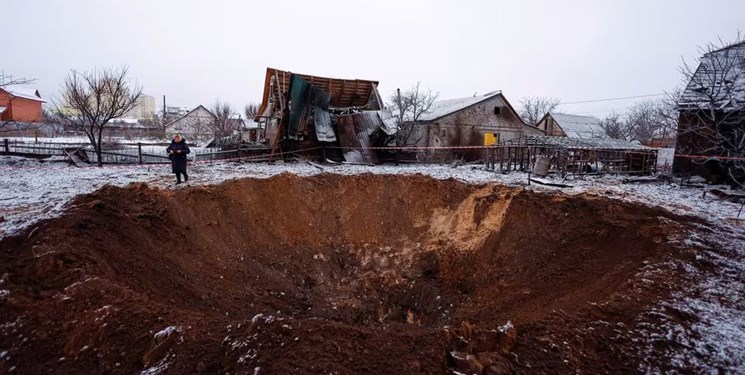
(54, 67, 142, 166)
(624, 100, 659, 143)
(211, 100, 236, 138)
(519, 96, 561, 125)
(388, 82, 439, 146)
(179, 118, 213, 144)
(244, 103, 259, 120)
(0, 72, 35, 88)
(599, 112, 632, 140)
(657, 88, 682, 142)
(676, 34, 745, 186)
(599, 97, 680, 144)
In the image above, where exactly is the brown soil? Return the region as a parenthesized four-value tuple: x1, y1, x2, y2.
(0, 174, 704, 374)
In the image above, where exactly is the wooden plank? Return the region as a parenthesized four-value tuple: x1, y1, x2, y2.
(529, 178, 573, 188)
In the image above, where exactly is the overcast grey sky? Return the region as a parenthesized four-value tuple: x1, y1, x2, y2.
(3, 0, 744, 116)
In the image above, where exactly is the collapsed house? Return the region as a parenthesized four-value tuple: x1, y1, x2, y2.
(254, 68, 397, 163)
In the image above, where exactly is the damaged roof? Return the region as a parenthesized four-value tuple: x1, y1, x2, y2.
(256, 68, 382, 119)
(679, 40, 745, 111)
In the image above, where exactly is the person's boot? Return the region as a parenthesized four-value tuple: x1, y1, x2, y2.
(175, 174, 182, 185)
(184, 173, 189, 182)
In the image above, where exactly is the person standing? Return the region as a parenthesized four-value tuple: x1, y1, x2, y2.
(166, 134, 190, 184)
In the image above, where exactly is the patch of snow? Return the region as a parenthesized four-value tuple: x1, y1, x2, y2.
(154, 326, 179, 340)
(237, 348, 258, 364)
(498, 320, 514, 333)
(657, 148, 675, 170)
(0, 290, 9, 298)
(251, 313, 264, 324)
(635, 226, 745, 373)
(140, 355, 171, 375)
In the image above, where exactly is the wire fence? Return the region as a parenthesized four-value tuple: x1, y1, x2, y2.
(0, 139, 267, 165)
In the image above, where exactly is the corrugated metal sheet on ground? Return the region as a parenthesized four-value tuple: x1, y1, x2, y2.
(337, 112, 384, 164)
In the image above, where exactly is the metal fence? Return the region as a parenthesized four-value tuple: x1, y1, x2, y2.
(1, 139, 273, 165)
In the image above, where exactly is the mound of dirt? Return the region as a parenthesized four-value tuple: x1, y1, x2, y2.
(0, 173, 703, 374)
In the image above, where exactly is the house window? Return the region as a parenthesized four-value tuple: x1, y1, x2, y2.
(441, 129, 447, 137)
(494, 107, 501, 115)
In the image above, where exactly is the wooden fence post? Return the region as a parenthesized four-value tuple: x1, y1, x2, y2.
(4, 139, 8, 154)
(138, 142, 143, 164)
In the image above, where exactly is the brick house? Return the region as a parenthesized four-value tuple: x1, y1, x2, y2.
(0, 88, 45, 123)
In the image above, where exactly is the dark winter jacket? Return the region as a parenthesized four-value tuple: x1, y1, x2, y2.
(166, 139, 190, 173)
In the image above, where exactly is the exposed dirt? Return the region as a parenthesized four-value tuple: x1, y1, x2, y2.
(0, 174, 708, 374)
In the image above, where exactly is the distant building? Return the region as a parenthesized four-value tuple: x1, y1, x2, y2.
(406, 91, 543, 160)
(164, 106, 191, 121)
(0, 88, 45, 123)
(535, 112, 605, 138)
(164, 105, 216, 142)
(123, 94, 156, 120)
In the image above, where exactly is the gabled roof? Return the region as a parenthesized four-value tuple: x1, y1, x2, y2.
(679, 41, 745, 110)
(256, 67, 381, 120)
(1, 88, 46, 103)
(416, 91, 529, 125)
(417, 91, 500, 122)
(705, 40, 745, 55)
(545, 112, 604, 139)
(165, 105, 215, 127)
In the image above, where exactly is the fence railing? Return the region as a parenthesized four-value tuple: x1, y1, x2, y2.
(1, 139, 273, 165)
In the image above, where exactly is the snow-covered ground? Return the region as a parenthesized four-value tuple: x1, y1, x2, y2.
(1, 155, 743, 237)
(0, 155, 743, 372)
(657, 147, 675, 171)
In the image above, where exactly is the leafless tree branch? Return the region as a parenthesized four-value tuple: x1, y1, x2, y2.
(53, 66, 143, 166)
(519, 96, 560, 125)
(212, 100, 236, 138)
(388, 82, 439, 146)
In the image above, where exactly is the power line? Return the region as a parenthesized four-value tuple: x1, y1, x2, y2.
(560, 93, 666, 105)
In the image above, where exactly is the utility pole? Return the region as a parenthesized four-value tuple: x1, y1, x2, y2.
(162, 95, 167, 122)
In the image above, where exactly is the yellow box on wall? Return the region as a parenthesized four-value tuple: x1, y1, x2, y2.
(484, 133, 497, 146)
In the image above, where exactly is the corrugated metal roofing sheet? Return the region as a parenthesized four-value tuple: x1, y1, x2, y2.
(257, 68, 381, 120)
(337, 111, 386, 164)
(549, 112, 604, 139)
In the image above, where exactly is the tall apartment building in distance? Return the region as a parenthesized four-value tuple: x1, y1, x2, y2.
(124, 94, 156, 120)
